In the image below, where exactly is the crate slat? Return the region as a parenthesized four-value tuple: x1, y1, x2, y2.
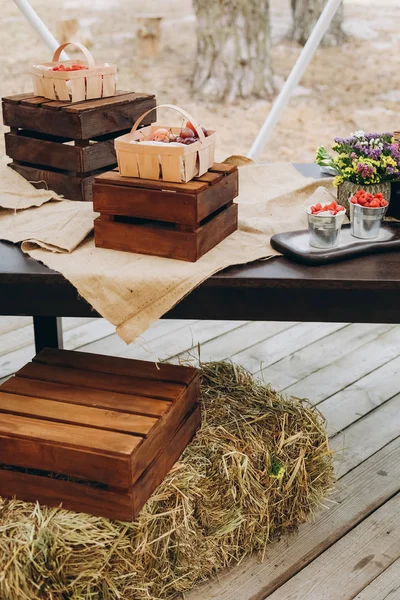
(1, 377, 170, 417)
(34, 347, 197, 384)
(0, 392, 157, 436)
(17, 362, 186, 401)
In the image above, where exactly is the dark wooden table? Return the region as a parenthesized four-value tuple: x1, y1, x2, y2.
(2, 164, 400, 352)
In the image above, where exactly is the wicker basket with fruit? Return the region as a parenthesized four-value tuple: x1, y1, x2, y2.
(31, 42, 117, 103)
(115, 104, 216, 183)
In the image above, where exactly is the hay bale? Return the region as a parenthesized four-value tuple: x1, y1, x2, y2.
(0, 362, 334, 600)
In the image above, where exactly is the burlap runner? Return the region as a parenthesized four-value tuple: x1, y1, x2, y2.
(0, 162, 334, 343)
(0, 157, 62, 209)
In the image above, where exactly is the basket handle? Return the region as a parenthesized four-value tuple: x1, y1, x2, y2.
(52, 42, 96, 69)
(130, 104, 207, 143)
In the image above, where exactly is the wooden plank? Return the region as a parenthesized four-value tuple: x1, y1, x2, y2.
(5, 132, 80, 172)
(173, 321, 298, 364)
(80, 140, 117, 172)
(196, 202, 237, 258)
(234, 322, 346, 375)
(77, 319, 198, 357)
(17, 362, 186, 401)
(42, 90, 133, 112)
(196, 170, 238, 223)
(8, 162, 92, 201)
(209, 163, 237, 175)
(267, 493, 400, 600)
(95, 169, 208, 193)
(0, 412, 139, 455)
(1, 377, 170, 417)
(0, 417, 138, 488)
(187, 436, 400, 600)
(2, 102, 81, 138)
(75, 95, 156, 139)
(0, 319, 115, 379)
(0, 316, 32, 336)
(330, 393, 400, 478)
(62, 91, 153, 113)
(5, 132, 117, 174)
(2, 93, 36, 104)
(261, 323, 392, 392)
(0, 392, 157, 436)
(0, 432, 131, 488)
(120, 320, 247, 362)
(353, 558, 400, 599)
(129, 372, 199, 486)
(12, 129, 72, 143)
(34, 347, 198, 385)
(131, 403, 201, 516)
(0, 468, 133, 521)
(195, 171, 224, 184)
(320, 353, 400, 436)
(94, 215, 199, 261)
(20, 97, 54, 107)
(93, 183, 199, 225)
(285, 326, 400, 403)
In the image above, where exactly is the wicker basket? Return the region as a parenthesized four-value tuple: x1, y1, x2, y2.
(31, 42, 117, 103)
(115, 104, 216, 183)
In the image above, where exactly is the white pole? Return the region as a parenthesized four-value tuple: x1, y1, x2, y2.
(248, 0, 342, 161)
(13, 0, 69, 60)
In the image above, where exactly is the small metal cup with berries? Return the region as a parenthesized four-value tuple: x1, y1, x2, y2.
(306, 201, 346, 249)
(349, 191, 388, 239)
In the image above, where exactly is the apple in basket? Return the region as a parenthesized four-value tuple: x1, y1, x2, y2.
(138, 121, 210, 145)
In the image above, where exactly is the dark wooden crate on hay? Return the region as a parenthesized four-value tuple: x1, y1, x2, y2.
(93, 162, 239, 261)
(0, 348, 200, 520)
(2, 91, 156, 202)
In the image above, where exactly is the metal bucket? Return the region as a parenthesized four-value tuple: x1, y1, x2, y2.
(307, 213, 344, 249)
(350, 203, 387, 239)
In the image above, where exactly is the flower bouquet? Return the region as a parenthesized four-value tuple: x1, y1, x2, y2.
(316, 131, 400, 213)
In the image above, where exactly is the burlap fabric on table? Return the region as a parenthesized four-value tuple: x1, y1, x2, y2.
(0, 162, 334, 343)
(0, 156, 63, 209)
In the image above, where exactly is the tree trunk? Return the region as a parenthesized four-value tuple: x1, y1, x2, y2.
(192, 0, 273, 102)
(291, 0, 344, 47)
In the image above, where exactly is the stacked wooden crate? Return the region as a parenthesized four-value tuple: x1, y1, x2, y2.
(2, 91, 156, 201)
(0, 348, 200, 520)
(93, 162, 239, 261)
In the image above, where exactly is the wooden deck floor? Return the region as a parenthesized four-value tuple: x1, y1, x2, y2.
(1, 316, 400, 600)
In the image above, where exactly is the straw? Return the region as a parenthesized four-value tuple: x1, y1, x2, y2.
(0, 362, 335, 600)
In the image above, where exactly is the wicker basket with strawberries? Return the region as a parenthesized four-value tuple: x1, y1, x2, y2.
(31, 42, 117, 103)
(115, 104, 216, 183)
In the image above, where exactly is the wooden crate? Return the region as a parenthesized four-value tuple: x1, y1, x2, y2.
(0, 348, 200, 520)
(2, 91, 156, 201)
(93, 163, 239, 261)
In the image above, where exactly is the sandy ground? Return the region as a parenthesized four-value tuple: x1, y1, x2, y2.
(1, 0, 400, 163)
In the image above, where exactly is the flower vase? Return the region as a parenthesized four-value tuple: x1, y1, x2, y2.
(337, 181, 391, 216)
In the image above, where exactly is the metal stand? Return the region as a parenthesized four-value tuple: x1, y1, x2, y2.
(33, 316, 64, 353)
(248, 0, 343, 160)
(13, 0, 69, 59)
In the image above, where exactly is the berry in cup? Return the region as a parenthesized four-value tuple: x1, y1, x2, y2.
(309, 201, 345, 216)
(350, 190, 388, 208)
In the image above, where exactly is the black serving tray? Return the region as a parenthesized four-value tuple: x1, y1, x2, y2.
(270, 222, 400, 266)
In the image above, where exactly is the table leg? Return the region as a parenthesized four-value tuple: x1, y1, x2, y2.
(33, 316, 64, 353)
